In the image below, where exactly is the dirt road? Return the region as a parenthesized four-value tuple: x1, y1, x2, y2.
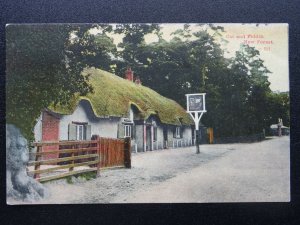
(39, 136, 289, 204)
(121, 136, 290, 203)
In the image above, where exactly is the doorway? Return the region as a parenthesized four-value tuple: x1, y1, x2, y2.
(163, 127, 168, 148)
(146, 125, 152, 151)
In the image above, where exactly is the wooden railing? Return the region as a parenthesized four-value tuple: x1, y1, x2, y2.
(28, 137, 131, 183)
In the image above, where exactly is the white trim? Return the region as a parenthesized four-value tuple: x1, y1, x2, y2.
(124, 124, 132, 137)
(189, 112, 204, 130)
(121, 118, 134, 124)
(76, 124, 85, 140)
(186, 93, 206, 131)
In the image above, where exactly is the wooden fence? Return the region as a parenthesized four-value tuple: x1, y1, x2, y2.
(28, 136, 131, 183)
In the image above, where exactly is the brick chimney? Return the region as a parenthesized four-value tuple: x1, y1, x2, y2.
(135, 76, 142, 85)
(125, 67, 134, 82)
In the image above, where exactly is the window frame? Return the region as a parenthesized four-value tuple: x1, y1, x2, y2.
(72, 122, 88, 140)
(124, 124, 132, 138)
(76, 124, 86, 140)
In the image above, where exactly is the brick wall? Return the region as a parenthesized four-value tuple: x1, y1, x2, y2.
(42, 111, 60, 160)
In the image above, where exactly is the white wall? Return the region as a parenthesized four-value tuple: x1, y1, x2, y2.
(33, 101, 194, 149)
(165, 126, 193, 147)
(134, 125, 144, 152)
(92, 119, 119, 138)
(153, 125, 164, 150)
(34, 113, 42, 142)
(167, 127, 174, 142)
(59, 101, 119, 140)
(182, 126, 192, 139)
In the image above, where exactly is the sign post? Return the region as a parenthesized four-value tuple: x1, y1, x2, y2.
(186, 93, 207, 154)
(278, 118, 283, 137)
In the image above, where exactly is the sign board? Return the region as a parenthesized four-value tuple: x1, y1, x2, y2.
(186, 93, 206, 113)
(186, 93, 207, 131)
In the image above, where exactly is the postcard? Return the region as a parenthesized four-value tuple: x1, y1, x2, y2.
(6, 23, 289, 204)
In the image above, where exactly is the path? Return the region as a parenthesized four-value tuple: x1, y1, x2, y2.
(118, 136, 290, 203)
(38, 136, 289, 203)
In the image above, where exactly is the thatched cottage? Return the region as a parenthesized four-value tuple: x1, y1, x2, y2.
(34, 67, 196, 152)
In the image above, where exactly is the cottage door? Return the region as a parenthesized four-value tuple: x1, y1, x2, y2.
(163, 127, 168, 148)
(146, 126, 152, 151)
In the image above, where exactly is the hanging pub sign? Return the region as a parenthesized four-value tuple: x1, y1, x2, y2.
(186, 93, 206, 113)
(185, 93, 206, 131)
(186, 93, 207, 154)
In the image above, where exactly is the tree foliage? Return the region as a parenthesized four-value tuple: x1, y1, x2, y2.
(6, 23, 289, 140)
(109, 24, 289, 138)
(6, 24, 115, 140)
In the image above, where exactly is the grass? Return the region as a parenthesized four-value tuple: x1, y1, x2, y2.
(50, 67, 193, 125)
(66, 171, 97, 184)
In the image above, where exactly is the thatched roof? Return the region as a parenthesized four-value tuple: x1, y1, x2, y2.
(49, 67, 193, 126)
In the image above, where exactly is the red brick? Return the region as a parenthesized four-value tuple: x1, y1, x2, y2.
(42, 111, 59, 160)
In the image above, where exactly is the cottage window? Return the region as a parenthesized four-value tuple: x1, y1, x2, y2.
(124, 125, 132, 137)
(173, 126, 183, 139)
(68, 123, 91, 140)
(76, 124, 86, 140)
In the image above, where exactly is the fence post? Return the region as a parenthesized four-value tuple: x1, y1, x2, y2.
(34, 146, 41, 179)
(69, 145, 75, 172)
(124, 137, 131, 168)
(97, 136, 101, 176)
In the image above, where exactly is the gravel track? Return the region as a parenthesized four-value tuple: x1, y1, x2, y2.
(34, 136, 289, 204)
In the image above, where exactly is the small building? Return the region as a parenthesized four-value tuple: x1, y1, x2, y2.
(34, 67, 196, 154)
(270, 124, 290, 136)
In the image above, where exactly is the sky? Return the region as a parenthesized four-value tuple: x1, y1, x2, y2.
(151, 23, 289, 92)
(93, 23, 289, 92)
(218, 23, 289, 92)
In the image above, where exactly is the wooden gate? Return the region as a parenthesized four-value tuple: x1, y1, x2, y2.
(29, 137, 131, 183)
(95, 136, 131, 169)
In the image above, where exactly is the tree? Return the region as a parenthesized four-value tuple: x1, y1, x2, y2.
(110, 24, 284, 138)
(6, 24, 115, 140)
(116, 25, 226, 109)
(67, 24, 116, 72)
(265, 91, 290, 128)
(8, 23, 286, 140)
(113, 23, 161, 75)
(233, 44, 272, 134)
